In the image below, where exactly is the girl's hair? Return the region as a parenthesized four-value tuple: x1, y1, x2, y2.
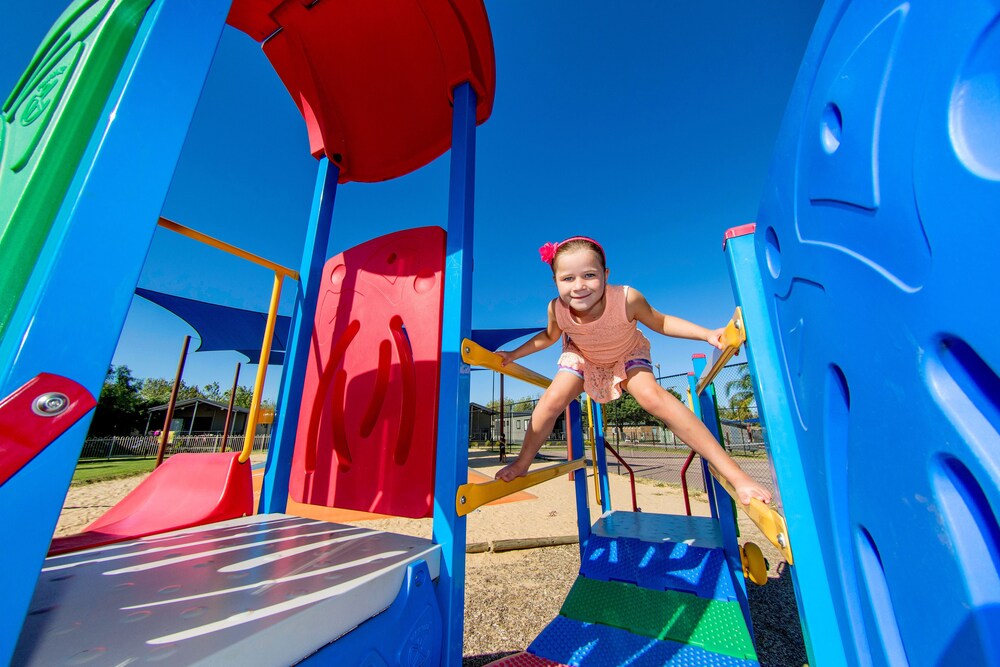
(540, 236, 606, 271)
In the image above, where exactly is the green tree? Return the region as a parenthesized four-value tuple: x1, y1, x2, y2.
(88, 365, 146, 436)
(602, 392, 656, 443)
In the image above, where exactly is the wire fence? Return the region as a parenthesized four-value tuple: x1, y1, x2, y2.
(603, 363, 776, 495)
(78, 433, 271, 461)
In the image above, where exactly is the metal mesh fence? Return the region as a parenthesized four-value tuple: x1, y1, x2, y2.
(78, 433, 271, 461)
(599, 364, 776, 496)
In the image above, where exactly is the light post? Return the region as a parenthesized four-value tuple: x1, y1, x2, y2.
(655, 363, 661, 387)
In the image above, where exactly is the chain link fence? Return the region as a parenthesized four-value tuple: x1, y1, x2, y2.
(601, 363, 776, 497)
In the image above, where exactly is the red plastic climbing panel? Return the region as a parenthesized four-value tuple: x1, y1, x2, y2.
(226, 0, 496, 183)
(289, 227, 446, 518)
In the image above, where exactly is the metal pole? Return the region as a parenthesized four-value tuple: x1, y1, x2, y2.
(220, 362, 241, 452)
(156, 335, 190, 467)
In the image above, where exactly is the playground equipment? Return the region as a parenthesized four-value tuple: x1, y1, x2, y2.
(4, 0, 998, 665)
(1, 0, 496, 664)
(715, 0, 1000, 663)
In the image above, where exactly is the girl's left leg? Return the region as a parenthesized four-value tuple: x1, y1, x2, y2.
(621, 369, 770, 504)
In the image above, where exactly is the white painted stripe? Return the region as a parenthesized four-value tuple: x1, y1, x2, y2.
(103, 529, 371, 575)
(42, 526, 369, 573)
(120, 551, 408, 610)
(146, 559, 406, 645)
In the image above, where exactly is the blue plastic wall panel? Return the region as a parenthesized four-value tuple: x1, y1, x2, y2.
(726, 231, 844, 666)
(580, 533, 736, 602)
(528, 615, 759, 667)
(691, 354, 751, 632)
(432, 81, 477, 667)
(296, 560, 442, 667)
(0, 2, 230, 664)
(749, 1, 1000, 664)
(260, 160, 339, 514)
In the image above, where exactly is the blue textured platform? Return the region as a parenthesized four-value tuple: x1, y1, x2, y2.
(592, 512, 723, 549)
(581, 534, 736, 602)
(528, 616, 759, 667)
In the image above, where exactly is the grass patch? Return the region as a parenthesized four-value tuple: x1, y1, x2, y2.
(72, 458, 157, 485)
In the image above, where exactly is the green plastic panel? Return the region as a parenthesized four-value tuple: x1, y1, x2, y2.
(0, 0, 153, 343)
(560, 576, 757, 661)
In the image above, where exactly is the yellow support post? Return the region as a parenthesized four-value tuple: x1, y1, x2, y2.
(586, 396, 601, 507)
(240, 272, 284, 463)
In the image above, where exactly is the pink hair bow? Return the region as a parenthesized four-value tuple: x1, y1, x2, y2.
(539, 242, 557, 264)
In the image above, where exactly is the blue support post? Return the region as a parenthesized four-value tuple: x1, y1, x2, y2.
(259, 160, 339, 513)
(568, 399, 591, 556)
(592, 401, 612, 514)
(432, 82, 477, 667)
(692, 360, 752, 632)
(724, 230, 847, 665)
(687, 366, 718, 520)
(0, 1, 231, 663)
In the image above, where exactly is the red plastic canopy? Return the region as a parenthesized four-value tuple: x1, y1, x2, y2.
(227, 0, 496, 183)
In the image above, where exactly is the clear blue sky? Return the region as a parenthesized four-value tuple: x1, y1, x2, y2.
(2, 1, 823, 406)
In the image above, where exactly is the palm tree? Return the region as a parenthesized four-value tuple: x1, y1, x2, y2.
(724, 365, 757, 422)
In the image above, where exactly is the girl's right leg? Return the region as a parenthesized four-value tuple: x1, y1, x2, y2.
(495, 371, 584, 481)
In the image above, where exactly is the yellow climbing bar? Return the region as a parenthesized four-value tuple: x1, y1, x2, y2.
(710, 465, 794, 565)
(695, 307, 745, 395)
(461, 338, 552, 390)
(158, 217, 298, 279)
(455, 458, 586, 516)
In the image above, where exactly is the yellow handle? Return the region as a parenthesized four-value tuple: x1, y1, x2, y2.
(461, 338, 552, 390)
(456, 458, 586, 516)
(695, 307, 746, 395)
(710, 466, 794, 565)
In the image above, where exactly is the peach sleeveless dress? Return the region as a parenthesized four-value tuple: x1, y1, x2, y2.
(554, 285, 652, 403)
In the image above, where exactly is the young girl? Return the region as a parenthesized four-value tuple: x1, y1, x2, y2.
(495, 236, 771, 506)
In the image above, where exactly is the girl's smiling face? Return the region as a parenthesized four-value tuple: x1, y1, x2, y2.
(553, 247, 608, 318)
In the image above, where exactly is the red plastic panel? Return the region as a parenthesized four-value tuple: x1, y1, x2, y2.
(226, 0, 496, 183)
(48, 452, 253, 555)
(290, 227, 445, 518)
(0, 373, 95, 487)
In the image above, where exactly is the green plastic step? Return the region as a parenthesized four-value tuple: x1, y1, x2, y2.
(560, 576, 756, 661)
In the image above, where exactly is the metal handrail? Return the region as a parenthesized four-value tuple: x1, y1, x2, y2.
(455, 458, 586, 516)
(695, 307, 745, 395)
(680, 450, 697, 516)
(603, 442, 638, 512)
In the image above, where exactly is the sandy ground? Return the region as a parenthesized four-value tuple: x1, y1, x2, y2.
(54, 451, 805, 666)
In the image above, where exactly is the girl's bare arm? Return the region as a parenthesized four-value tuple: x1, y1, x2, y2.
(498, 300, 563, 365)
(626, 288, 725, 349)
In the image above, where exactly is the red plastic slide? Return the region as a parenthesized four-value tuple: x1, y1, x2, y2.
(48, 452, 253, 556)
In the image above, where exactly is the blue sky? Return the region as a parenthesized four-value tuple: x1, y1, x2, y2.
(3, 1, 823, 407)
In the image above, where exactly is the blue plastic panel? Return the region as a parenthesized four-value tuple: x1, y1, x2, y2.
(528, 615, 759, 667)
(748, 1, 1000, 664)
(580, 534, 736, 602)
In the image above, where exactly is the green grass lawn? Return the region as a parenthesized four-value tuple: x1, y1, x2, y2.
(72, 458, 157, 485)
